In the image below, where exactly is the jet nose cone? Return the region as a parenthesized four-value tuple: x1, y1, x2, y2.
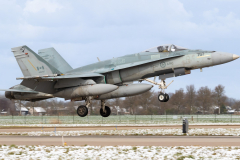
(233, 54, 240, 60)
(212, 52, 236, 65)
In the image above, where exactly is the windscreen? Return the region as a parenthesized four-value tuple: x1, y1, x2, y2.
(144, 44, 187, 52)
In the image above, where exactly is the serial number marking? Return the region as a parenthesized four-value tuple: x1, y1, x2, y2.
(197, 52, 210, 58)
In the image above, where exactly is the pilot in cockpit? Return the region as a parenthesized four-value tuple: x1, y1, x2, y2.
(163, 46, 169, 52)
(157, 46, 169, 52)
(157, 46, 164, 52)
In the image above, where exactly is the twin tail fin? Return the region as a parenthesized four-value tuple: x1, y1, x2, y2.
(11, 45, 62, 77)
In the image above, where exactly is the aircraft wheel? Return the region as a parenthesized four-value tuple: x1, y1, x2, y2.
(77, 105, 88, 117)
(164, 94, 169, 102)
(158, 93, 166, 102)
(100, 106, 111, 117)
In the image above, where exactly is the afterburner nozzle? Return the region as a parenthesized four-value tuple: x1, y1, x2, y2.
(5, 91, 14, 99)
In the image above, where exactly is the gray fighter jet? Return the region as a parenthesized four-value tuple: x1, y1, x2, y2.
(0, 44, 239, 117)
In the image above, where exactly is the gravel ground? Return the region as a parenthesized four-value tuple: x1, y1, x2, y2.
(0, 145, 240, 159)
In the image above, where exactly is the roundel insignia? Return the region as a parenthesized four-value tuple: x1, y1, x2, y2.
(160, 62, 166, 68)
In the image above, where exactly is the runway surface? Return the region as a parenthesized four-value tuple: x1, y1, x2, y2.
(0, 136, 240, 146)
(0, 125, 240, 132)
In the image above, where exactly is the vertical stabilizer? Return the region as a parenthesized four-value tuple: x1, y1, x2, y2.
(11, 45, 62, 77)
(38, 47, 73, 73)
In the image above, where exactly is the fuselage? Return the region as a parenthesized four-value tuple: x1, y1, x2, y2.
(4, 44, 238, 101)
(66, 48, 236, 84)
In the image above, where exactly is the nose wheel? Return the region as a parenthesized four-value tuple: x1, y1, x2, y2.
(158, 93, 169, 102)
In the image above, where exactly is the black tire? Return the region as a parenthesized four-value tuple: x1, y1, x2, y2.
(77, 105, 88, 117)
(158, 93, 165, 102)
(100, 106, 111, 117)
(164, 94, 169, 102)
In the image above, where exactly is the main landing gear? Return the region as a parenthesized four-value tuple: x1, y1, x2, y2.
(142, 78, 173, 102)
(76, 98, 111, 117)
(100, 100, 111, 117)
(77, 105, 88, 117)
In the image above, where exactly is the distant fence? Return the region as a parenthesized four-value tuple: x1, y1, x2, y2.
(0, 114, 240, 125)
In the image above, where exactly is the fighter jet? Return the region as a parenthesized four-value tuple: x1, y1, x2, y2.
(0, 44, 239, 117)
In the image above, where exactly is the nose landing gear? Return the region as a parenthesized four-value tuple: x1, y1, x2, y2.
(142, 78, 173, 102)
(158, 93, 169, 102)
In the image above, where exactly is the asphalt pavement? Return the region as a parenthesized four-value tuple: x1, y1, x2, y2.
(0, 136, 240, 146)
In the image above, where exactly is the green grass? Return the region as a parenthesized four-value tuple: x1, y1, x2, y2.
(132, 146, 137, 151)
(177, 156, 186, 160)
(10, 144, 17, 148)
(0, 115, 239, 125)
(7, 152, 14, 155)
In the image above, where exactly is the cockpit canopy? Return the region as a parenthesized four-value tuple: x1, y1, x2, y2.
(144, 44, 187, 52)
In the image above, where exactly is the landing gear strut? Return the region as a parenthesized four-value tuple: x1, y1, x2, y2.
(100, 100, 111, 117)
(142, 78, 173, 102)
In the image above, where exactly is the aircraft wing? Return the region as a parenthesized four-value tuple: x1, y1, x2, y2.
(18, 72, 105, 94)
(0, 89, 38, 93)
(16, 72, 104, 80)
(42, 72, 104, 80)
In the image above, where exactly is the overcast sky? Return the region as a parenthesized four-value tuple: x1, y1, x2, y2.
(0, 0, 239, 99)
